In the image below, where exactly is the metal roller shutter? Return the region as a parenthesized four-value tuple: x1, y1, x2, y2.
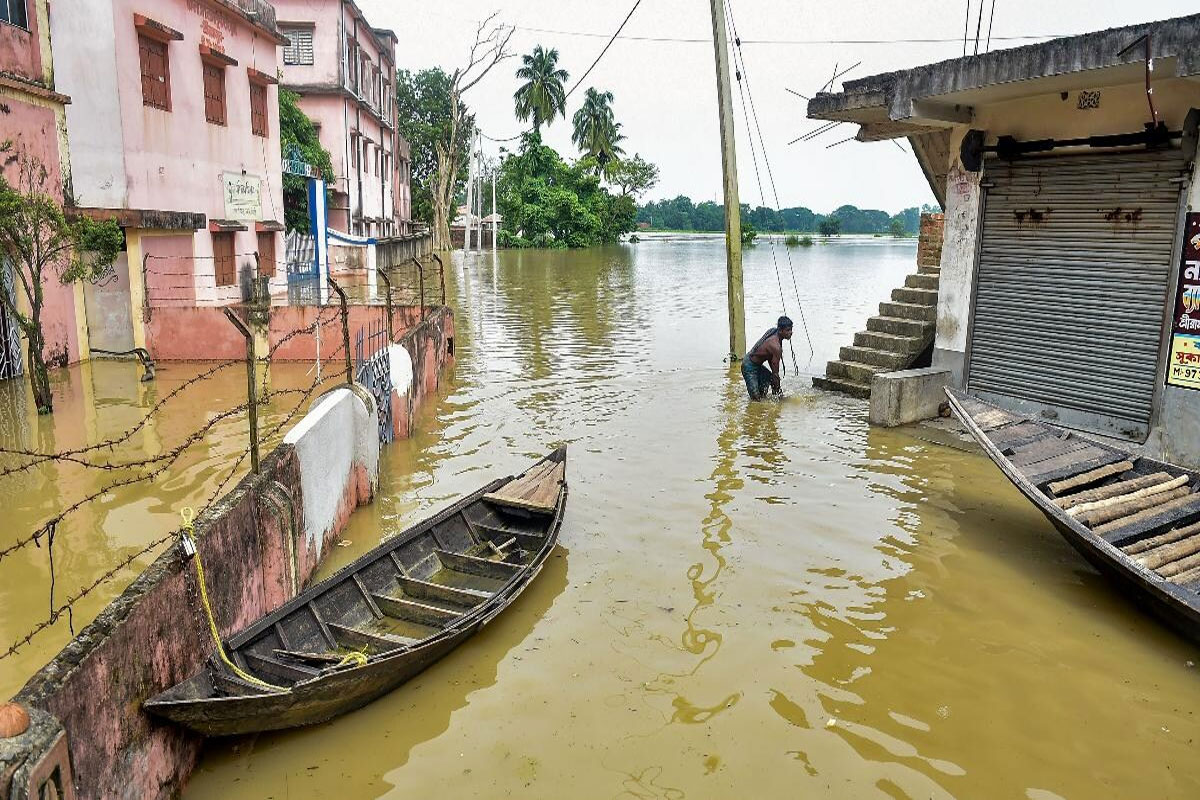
(967, 150, 1186, 441)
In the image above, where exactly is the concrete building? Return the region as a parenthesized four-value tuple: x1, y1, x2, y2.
(272, 0, 412, 238)
(808, 14, 1200, 465)
(49, 0, 288, 356)
(0, 0, 84, 376)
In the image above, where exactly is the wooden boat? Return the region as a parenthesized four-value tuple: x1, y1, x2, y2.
(144, 448, 568, 736)
(945, 389, 1200, 643)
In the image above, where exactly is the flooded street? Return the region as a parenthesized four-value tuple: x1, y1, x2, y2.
(6, 236, 1197, 798)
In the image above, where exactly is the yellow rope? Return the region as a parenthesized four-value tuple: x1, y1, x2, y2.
(335, 648, 369, 668)
(180, 508, 285, 693)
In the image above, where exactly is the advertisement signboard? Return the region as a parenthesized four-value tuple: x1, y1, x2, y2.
(222, 173, 263, 221)
(1167, 212, 1200, 391)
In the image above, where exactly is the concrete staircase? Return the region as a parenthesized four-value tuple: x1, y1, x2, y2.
(813, 262, 941, 399)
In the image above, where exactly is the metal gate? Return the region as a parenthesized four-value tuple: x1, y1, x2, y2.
(355, 319, 394, 444)
(0, 261, 24, 381)
(967, 150, 1187, 441)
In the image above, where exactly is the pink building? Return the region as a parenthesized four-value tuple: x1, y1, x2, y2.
(49, 0, 288, 356)
(272, 0, 412, 238)
(0, 0, 84, 376)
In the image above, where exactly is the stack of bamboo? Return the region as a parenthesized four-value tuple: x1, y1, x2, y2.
(1050, 468, 1200, 584)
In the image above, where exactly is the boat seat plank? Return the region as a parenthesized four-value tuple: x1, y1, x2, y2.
(1048, 461, 1135, 498)
(1056, 471, 1172, 510)
(243, 651, 317, 684)
(1024, 451, 1128, 487)
(477, 524, 545, 548)
(1098, 494, 1200, 547)
(327, 622, 412, 653)
(435, 549, 522, 580)
(988, 422, 1049, 448)
(373, 593, 462, 626)
(484, 461, 564, 514)
(397, 575, 489, 607)
(274, 649, 345, 665)
(970, 406, 1018, 431)
(1009, 436, 1092, 468)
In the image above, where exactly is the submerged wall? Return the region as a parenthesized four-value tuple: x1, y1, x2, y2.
(1, 307, 453, 799)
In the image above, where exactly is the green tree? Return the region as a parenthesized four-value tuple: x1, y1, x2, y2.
(0, 143, 122, 413)
(571, 88, 625, 173)
(818, 217, 841, 237)
(497, 132, 635, 248)
(740, 220, 758, 246)
(513, 45, 569, 133)
(279, 89, 335, 234)
(608, 154, 659, 198)
(889, 218, 905, 237)
(396, 68, 476, 227)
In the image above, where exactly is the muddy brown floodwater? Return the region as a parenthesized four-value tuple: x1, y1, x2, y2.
(6, 235, 1199, 799)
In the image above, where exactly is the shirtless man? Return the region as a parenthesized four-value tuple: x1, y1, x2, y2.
(741, 316, 793, 400)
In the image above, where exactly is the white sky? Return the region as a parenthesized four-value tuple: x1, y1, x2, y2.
(357, 0, 1196, 214)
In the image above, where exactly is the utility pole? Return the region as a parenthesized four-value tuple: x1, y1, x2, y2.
(463, 135, 475, 252)
(708, 0, 746, 359)
(491, 168, 498, 252)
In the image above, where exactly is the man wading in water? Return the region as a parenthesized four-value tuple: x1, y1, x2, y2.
(741, 316, 793, 400)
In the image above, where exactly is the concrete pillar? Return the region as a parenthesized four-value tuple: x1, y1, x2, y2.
(931, 164, 983, 386)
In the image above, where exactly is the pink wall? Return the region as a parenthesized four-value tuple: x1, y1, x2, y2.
(0, 96, 82, 365)
(0, 2, 43, 82)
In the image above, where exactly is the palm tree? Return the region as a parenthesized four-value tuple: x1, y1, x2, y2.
(572, 88, 625, 175)
(513, 46, 569, 133)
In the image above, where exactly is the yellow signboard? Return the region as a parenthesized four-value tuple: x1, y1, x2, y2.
(1167, 334, 1200, 391)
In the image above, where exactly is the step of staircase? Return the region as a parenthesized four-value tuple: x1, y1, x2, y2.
(866, 315, 933, 338)
(826, 359, 890, 384)
(812, 375, 871, 399)
(879, 301, 937, 322)
(840, 345, 911, 369)
(904, 273, 940, 291)
(918, 264, 942, 276)
(891, 286, 939, 306)
(854, 329, 926, 353)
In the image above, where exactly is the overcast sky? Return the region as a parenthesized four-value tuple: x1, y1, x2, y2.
(357, 0, 1195, 214)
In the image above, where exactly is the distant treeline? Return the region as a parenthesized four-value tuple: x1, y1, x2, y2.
(636, 196, 939, 235)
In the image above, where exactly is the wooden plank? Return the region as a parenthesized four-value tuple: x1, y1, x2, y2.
(1009, 436, 1091, 468)
(435, 549, 521, 580)
(973, 407, 1018, 431)
(212, 672, 262, 697)
(1098, 495, 1200, 546)
(326, 622, 412, 653)
(373, 593, 462, 626)
(397, 575, 489, 607)
(988, 422, 1048, 448)
(273, 623, 293, 651)
(1056, 471, 1171, 509)
(477, 525, 544, 548)
(491, 460, 556, 501)
(307, 603, 338, 648)
(1049, 461, 1135, 498)
(352, 575, 385, 619)
(1073, 487, 1191, 528)
(1138, 535, 1200, 571)
(525, 462, 565, 510)
(1123, 521, 1200, 556)
(243, 651, 318, 683)
(273, 649, 344, 665)
(1025, 451, 1128, 487)
(996, 431, 1058, 453)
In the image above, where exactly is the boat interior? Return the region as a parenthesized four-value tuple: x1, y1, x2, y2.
(207, 456, 566, 696)
(953, 393, 1200, 592)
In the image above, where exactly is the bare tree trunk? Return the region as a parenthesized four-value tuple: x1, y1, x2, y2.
(26, 321, 51, 414)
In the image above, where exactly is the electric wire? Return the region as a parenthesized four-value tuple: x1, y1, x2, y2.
(564, 0, 645, 100)
(724, 0, 814, 370)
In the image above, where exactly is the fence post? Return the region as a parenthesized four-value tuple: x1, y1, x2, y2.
(377, 266, 394, 342)
(222, 308, 260, 474)
(327, 275, 354, 385)
(431, 253, 446, 305)
(250, 255, 272, 396)
(411, 257, 425, 321)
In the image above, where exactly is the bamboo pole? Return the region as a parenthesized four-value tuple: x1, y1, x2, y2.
(1074, 487, 1191, 528)
(1053, 468, 1164, 509)
(1066, 475, 1189, 516)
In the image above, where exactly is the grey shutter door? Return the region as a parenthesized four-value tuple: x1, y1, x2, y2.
(967, 150, 1186, 441)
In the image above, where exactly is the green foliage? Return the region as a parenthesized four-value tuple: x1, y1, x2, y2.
(889, 218, 906, 237)
(637, 197, 925, 236)
(396, 68, 476, 226)
(571, 88, 625, 173)
(497, 132, 637, 248)
(741, 221, 758, 246)
(784, 234, 800, 247)
(818, 217, 841, 237)
(800, 235, 814, 246)
(279, 89, 335, 234)
(607, 153, 659, 198)
(514, 46, 569, 133)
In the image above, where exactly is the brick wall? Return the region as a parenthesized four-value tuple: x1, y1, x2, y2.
(917, 213, 945, 269)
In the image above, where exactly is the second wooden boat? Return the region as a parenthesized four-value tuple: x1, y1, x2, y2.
(945, 389, 1200, 643)
(144, 448, 568, 736)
